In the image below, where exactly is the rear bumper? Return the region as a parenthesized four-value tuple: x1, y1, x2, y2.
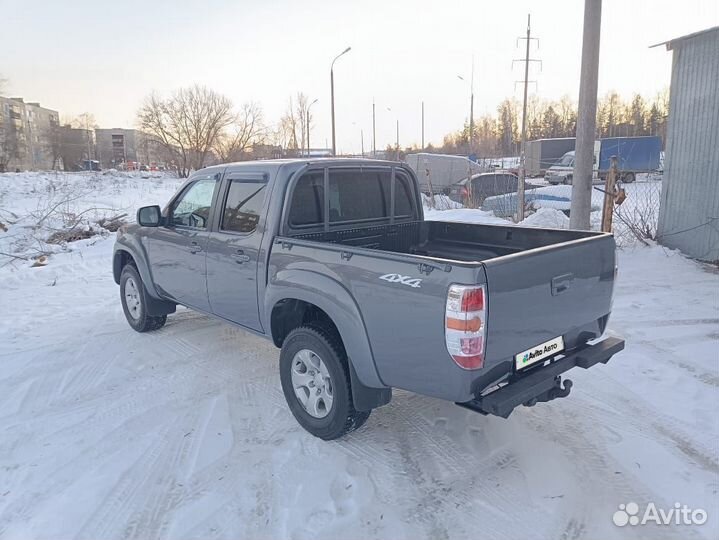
(456, 336, 625, 418)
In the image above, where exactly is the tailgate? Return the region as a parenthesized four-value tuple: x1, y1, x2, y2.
(482, 234, 615, 372)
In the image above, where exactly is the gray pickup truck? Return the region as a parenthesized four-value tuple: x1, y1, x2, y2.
(113, 158, 624, 440)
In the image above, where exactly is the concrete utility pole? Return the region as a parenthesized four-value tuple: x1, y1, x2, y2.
(395, 119, 400, 161)
(330, 46, 351, 157)
(386, 107, 399, 160)
(457, 66, 474, 151)
(372, 99, 376, 158)
(570, 0, 602, 229)
(470, 57, 474, 149)
(515, 14, 539, 222)
(421, 101, 425, 149)
(307, 98, 318, 157)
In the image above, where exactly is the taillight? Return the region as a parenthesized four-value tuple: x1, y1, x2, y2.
(445, 284, 487, 369)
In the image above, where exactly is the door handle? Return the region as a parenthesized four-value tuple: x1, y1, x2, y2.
(189, 241, 202, 254)
(233, 249, 251, 263)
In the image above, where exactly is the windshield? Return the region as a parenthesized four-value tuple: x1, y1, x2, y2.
(558, 152, 575, 166)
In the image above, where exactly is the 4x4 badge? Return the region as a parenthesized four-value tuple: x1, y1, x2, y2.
(379, 273, 422, 288)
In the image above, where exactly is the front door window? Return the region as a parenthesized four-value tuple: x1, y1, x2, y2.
(170, 178, 217, 229)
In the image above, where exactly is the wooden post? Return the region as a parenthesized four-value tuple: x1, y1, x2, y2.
(601, 155, 617, 232)
(424, 159, 435, 209)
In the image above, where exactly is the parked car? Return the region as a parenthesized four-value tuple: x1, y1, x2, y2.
(525, 138, 576, 177)
(114, 158, 624, 440)
(545, 136, 662, 185)
(482, 185, 602, 218)
(448, 172, 539, 207)
(81, 159, 101, 171)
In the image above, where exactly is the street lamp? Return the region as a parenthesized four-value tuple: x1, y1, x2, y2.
(307, 98, 318, 157)
(330, 46, 351, 156)
(457, 62, 475, 151)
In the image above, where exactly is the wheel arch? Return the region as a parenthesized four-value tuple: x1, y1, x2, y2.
(114, 244, 175, 316)
(266, 271, 391, 410)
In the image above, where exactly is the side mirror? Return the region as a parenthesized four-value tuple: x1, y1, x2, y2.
(137, 205, 162, 227)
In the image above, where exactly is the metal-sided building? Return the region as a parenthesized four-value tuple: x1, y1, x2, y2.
(655, 26, 719, 262)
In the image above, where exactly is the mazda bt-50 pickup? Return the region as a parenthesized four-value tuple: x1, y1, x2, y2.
(113, 159, 624, 440)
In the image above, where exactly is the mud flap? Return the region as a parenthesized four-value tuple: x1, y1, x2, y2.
(349, 361, 392, 411)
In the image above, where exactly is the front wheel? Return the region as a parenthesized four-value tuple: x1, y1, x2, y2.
(280, 325, 370, 440)
(120, 264, 167, 332)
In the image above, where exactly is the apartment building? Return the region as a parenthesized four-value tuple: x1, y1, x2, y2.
(94, 128, 138, 168)
(0, 97, 60, 171)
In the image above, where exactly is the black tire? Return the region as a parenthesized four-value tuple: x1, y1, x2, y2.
(622, 172, 636, 183)
(120, 264, 167, 333)
(280, 325, 371, 440)
(564, 174, 573, 185)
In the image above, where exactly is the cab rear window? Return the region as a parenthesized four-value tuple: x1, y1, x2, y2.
(329, 170, 388, 222)
(288, 168, 415, 229)
(288, 172, 324, 226)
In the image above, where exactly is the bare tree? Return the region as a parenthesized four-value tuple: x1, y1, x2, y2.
(0, 74, 7, 96)
(66, 113, 99, 163)
(294, 93, 310, 153)
(272, 94, 313, 157)
(137, 85, 234, 177)
(70, 113, 98, 131)
(214, 102, 264, 162)
(45, 124, 63, 170)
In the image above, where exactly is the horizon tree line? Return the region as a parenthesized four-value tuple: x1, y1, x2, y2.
(1, 73, 671, 175)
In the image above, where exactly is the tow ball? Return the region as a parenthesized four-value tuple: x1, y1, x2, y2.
(523, 376, 572, 407)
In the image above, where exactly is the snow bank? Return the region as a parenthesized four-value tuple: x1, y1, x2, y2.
(0, 171, 182, 266)
(520, 207, 570, 229)
(421, 192, 463, 210)
(424, 206, 509, 225)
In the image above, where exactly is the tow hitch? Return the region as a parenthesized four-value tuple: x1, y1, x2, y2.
(523, 376, 572, 407)
(456, 336, 624, 418)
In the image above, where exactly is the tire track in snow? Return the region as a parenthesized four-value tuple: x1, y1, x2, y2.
(574, 371, 719, 473)
(519, 403, 707, 540)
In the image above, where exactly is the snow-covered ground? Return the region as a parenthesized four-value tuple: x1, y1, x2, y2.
(0, 171, 717, 540)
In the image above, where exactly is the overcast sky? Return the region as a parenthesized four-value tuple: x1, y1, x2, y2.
(2, 0, 717, 153)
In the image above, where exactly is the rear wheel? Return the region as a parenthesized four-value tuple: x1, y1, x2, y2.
(120, 264, 167, 332)
(280, 325, 370, 440)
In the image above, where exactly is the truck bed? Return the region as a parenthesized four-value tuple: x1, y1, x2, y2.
(276, 219, 616, 403)
(289, 219, 603, 264)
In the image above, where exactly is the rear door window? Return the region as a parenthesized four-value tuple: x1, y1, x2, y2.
(220, 179, 267, 233)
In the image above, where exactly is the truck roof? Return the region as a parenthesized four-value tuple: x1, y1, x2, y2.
(196, 157, 404, 176)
